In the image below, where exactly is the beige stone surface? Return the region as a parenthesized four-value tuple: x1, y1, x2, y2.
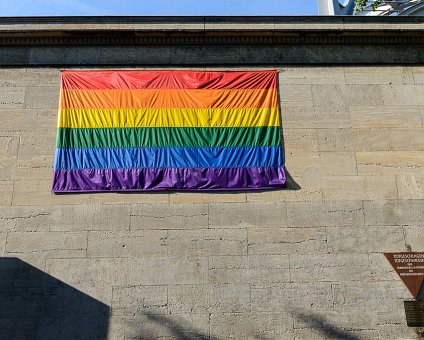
(365, 176, 398, 200)
(209, 255, 290, 284)
(357, 151, 424, 175)
(87, 230, 167, 258)
(0, 181, 13, 206)
(344, 66, 404, 84)
(13, 180, 92, 206)
(0, 66, 422, 339)
(321, 176, 366, 201)
(247, 227, 327, 255)
(5, 231, 87, 258)
(397, 174, 424, 199)
(350, 105, 422, 128)
(130, 203, 208, 230)
(168, 228, 247, 256)
(0, 232, 6, 255)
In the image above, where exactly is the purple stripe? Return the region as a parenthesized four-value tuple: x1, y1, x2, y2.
(52, 167, 286, 192)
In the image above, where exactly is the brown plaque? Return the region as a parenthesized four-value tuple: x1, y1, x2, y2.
(385, 252, 424, 299)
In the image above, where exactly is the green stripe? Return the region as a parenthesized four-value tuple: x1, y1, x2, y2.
(57, 127, 281, 148)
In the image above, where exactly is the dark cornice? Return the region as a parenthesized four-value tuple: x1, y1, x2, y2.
(0, 16, 424, 46)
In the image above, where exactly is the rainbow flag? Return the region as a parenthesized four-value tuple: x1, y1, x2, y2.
(52, 70, 285, 192)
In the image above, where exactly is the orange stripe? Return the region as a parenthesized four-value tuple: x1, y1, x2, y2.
(60, 89, 278, 109)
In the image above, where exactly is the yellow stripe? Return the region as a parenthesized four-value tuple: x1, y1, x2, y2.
(58, 108, 280, 128)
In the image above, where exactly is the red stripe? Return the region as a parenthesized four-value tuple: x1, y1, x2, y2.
(61, 70, 277, 90)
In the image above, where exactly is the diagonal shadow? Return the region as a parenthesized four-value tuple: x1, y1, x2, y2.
(125, 312, 215, 340)
(292, 309, 360, 340)
(0, 258, 110, 340)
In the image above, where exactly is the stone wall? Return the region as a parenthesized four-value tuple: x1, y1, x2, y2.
(1, 65, 424, 339)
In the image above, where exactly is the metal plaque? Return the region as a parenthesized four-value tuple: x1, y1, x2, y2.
(385, 252, 424, 299)
(405, 301, 424, 327)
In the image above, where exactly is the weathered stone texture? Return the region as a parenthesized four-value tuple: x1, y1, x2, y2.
(1, 65, 423, 339)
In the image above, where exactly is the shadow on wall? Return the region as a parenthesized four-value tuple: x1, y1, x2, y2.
(125, 313, 214, 340)
(291, 309, 360, 340)
(0, 258, 110, 340)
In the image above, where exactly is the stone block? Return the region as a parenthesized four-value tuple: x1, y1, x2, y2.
(350, 105, 422, 128)
(50, 205, 131, 231)
(171, 45, 240, 65)
(0, 108, 57, 132)
(308, 45, 379, 64)
(332, 282, 406, 324)
(397, 174, 424, 199)
(377, 324, 419, 340)
(100, 46, 170, 65)
(87, 230, 167, 257)
(0, 206, 52, 232)
(208, 255, 290, 284)
(124, 313, 210, 340)
(168, 284, 250, 314)
(326, 226, 405, 253)
(402, 66, 415, 84)
(168, 228, 247, 256)
(240, 45, 310, 65)
(18, 131, 56, 159)
(5, 231, 87, 258)
(169, 192, 246, 204)
(0, 181, 13, 206)
(247, 227, 327, 255)
(210, 312, 294, 339)
(344, 66, 403, 84)
(413, 66, 424, 84)
(364, 200, 424, 226)
(130, 204, 208, 230)
(0, 68, 59, 87)
(250, 282, 333, 312)
(281, 106, 351, 129)
(368, 253, 402, 282)
(24, 86, 59, 109)
(0, 233, 6, 255)
(127, 257, 208, 285)
(13, 180, 91, 206)
(404, 226, 424, 252)
(279, 66, 345, 84)
(30, 46, 100, 65)
(285, 152, 357, 177)
(46, 258, 128, 303)
(209, 202, 287, 228)
(317, 128, 424, 152)
(286, 201, 364, 227)
(381, 84, 424, 105)
(0, 47, 30, 65)
(365, 176, 398, 200)
(312, 84, 383, 109)
(279, 84, 313, 107)
(294, 328, 379, 340)
(357, 151, 424, 175)
(0, 134, 19, 158)
(293, 310, 378, 330)
(283, 128, 318, 154)
(0, 86, 25, 108)
(112, 285, 168, 316)
(290, 254, 371, 282)
(321, 176, 366, 201)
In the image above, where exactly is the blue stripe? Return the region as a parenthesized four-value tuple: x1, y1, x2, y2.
(54, 146, 283, 170)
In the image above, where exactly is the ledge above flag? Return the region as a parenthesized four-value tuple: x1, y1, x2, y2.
(52, 70, 286, 192)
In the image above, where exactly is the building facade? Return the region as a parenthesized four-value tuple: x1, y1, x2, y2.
(0, 16, 424, 339)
